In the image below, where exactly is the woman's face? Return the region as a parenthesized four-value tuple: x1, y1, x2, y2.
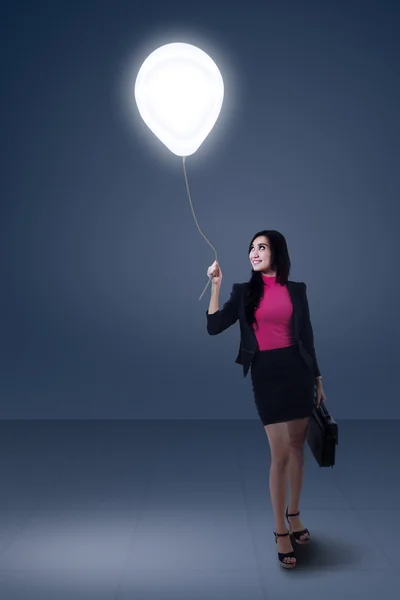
(249, 236, 273, 273)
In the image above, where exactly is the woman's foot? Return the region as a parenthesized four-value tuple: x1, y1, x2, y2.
(285, 508, 310, 544)
(273, 531, 296, 568)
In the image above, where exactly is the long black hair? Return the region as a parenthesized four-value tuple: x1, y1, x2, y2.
(244, 230, 291, 330)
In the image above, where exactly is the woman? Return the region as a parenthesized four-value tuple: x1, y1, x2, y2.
(206, 230, 326, 569)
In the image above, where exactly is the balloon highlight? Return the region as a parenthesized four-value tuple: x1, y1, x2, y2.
(135, 42, 224, 156)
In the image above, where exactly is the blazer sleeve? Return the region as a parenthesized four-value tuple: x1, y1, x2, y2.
(206, 283, 240, 335)
(299, 283, 321, 378)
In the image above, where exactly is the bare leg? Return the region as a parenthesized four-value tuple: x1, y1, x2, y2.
(264, 422, 296, 566)
(286, 417, 310, 541)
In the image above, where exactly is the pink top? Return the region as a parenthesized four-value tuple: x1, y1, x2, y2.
(253, 274, 294, 350)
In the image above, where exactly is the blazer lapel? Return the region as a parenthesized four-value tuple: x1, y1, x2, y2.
(286, 281, 301, 342)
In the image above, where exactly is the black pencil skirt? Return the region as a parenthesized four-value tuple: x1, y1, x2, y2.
(250, 344, 316, 426)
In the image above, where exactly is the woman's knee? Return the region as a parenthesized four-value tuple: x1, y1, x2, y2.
(271, 451, 290, 470)
(287, 418, 309, 456)
(264, 423, 290, 470)
(288, 436, 306, 467)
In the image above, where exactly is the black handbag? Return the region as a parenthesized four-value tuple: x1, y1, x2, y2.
(307, 402, 338, 467)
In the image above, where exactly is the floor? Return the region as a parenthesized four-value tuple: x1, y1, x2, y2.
(0, 419, 398, 599)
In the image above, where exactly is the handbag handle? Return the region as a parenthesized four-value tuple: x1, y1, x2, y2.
(319, 402, 330, 417)
(317, 402, 338, 445)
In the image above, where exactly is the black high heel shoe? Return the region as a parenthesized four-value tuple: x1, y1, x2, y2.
(285, 507, 311, 544)
(273, 531, 296, 568)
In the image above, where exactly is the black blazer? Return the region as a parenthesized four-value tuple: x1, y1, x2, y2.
(206, 281, 321, 379)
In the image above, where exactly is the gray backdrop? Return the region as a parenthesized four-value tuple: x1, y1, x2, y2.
(1, 0, 399, 419)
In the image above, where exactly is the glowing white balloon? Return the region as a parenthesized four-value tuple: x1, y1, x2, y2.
(135, 42, 224, 156)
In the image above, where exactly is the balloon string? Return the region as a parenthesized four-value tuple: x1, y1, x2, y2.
(182, 156, 218, 301)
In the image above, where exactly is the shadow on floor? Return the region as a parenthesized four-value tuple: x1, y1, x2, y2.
(294, 535, 365, 569)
